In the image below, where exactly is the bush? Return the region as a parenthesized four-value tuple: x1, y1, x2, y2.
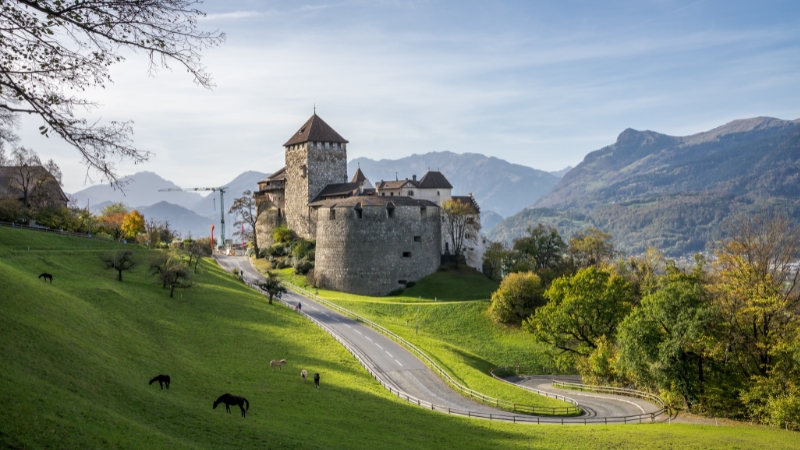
(0, 199, 23, 222)
(276, 259, 289, 269)
(405, 281, 416, 288)
(305, 269, 317, 288)
(488, 271, 544, 324)
(273, 225, 293, 243)
(307, 249, 315, 262)
(258, 247, 269, 259)
(294, 260, 313, 275)
(246, 247, 255, 257)
(267, 243, 286, 257)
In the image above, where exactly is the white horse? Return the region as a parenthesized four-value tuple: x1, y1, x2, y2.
(270, 359, 287, 371)
(301, 369, 308, 383)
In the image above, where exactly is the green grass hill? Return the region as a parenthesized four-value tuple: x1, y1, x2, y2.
(1, 227, 797, 449)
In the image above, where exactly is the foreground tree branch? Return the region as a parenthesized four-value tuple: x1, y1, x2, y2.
(0, 1, 225, 185)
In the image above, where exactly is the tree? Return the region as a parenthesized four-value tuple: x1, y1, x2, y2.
(512, 224, 567, 272)
(0, 1, 224, 185)
(44, 159, 62, 186)
(6, 147, 42, 211)
(616, 274, 714, 408)
(257, 272, 287, 305)
(100, 250, 136, 281)
(711, 210, 800, 379)
(568, 228, 616, 268)
(488, 271, 544, 324)
(98, 202, 128, 241)
(482, 241, 511, 282)
(229, 190, 260, 256)
(185, 238, 212, 273)
(150, 253, 191, 297)
(441, 198, 480, 268)
(121, 210, 146, 239)
(526, 266, 634, 364)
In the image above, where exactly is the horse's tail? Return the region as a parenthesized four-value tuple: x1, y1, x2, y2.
(244, 398, 249, 412)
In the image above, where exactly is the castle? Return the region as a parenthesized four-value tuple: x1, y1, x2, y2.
(255, 114, 483, 296)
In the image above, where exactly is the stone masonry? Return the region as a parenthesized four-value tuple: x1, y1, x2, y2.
(284, 142, 348, 239)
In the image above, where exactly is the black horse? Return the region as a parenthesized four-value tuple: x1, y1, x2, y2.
(314, 373, 320, 389)
(149, 374, 171, 390)
(39, 273, 53, 283)
(213, 393, 250, 417)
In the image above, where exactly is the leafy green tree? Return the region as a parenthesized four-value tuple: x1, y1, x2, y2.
(149, 253, 191, 297)
(526, 266, 633, 366)
(511, 224, 567, 273)
(568, 228, 616, 268)
(616, 276, 713, 408)
(258, 272, 287, 305)
(482, 241, 511, 282)
(441, 198, 481, 269)
(488, 272, 544, 324)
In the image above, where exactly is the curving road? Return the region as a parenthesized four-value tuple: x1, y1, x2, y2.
(504, 375, 662, 419)
(216, 255, 663, 423)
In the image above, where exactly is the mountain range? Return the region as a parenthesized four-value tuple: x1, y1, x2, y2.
(349, 151, 562, 218)
(488, 117, 800, 255)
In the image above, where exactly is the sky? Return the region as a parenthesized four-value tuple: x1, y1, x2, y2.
(15, 0, 800, 194)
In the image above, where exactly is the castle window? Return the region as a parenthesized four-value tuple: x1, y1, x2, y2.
(437, 191, 440, 196)
(414, 236, 421, 242)
(398, 280, 407, 285)
(408, 190, 414, 196)
(381, 192, 385, 196)
(420, 206, 427, 219)
(387, 203, 395, 218)
(403, 252, 411, 258)
(277, 208, 281, 217)
(355, 204, 363, 219)
(301, 165, 307, 178)
(329, 208, 335, 220)
(390, 192, 394, 197)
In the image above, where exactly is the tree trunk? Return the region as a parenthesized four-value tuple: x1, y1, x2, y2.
(170, 283, 176, 298)
(268, 293, 273, 304)
(118, 270, 123, 281)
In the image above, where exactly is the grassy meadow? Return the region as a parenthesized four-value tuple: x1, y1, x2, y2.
(1, 227, 797, 449)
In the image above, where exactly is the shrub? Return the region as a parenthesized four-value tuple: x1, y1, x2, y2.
(276, 259, 289, 269)
(305, 269, 317, 288)
(0, 199, 23, 222)
(307, 250, 315, 262)
(273, 225, 293, 243)
(405, 281, 416, 288)
(488, 271, 544, 324)
(267, 243, 286, 257)
(258, 247, 269, 259)
(292, 239, 314, 259)
(294, 260, 313, 275)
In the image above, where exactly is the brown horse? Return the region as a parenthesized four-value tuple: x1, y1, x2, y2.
(270, 359, 286, 371)
(213, 393, 250, 417)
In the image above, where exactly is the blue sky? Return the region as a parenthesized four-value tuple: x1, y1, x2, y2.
(18, 0, 800, 193)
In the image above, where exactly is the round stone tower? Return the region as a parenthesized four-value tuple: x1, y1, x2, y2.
(311, 197, 442, 296)
(283, 114, 349, 239)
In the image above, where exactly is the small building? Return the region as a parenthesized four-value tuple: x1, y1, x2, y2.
(0, 166, 68, 210)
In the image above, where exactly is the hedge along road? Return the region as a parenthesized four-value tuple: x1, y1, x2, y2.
(217, 255, 663, 424)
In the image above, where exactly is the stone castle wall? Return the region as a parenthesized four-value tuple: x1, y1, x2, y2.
(284, 142, 348, 239)
(314, 204, 441, 296)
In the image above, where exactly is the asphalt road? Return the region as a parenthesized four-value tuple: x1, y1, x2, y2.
(504, 375, 663, 418)
(215, 255, 664, 422)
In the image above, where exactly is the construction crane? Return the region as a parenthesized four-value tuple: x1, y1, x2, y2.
(158, 186, 229, 247)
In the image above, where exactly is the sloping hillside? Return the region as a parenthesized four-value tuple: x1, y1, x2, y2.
(535, 117, 800, 211)
(490, 117, 800, 255)
(349, 152, 560, 218)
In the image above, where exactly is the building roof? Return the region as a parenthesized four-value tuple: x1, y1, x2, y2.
(260, 166, 286, 183)
(351, 167, 367, 183)
(418, 171, 453, 189)
(0, 166, 69, 205)
(450, 195, 480, 214)
(311, 182, 361, 201)
(375, 179, 417, 190)
(309, 195, 438, 208)
(284, 114, 349, 147)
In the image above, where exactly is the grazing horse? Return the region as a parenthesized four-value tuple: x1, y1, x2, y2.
(149, 374, 170, 390)
(270, 359, 286, 371)
(213, 394, 249, 417)
(39, 273, 53, 283)
(314, 373, 320, 389)
(301, 369, 307, 383)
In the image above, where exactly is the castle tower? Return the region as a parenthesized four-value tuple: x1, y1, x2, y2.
(283, 114, 349, 238)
